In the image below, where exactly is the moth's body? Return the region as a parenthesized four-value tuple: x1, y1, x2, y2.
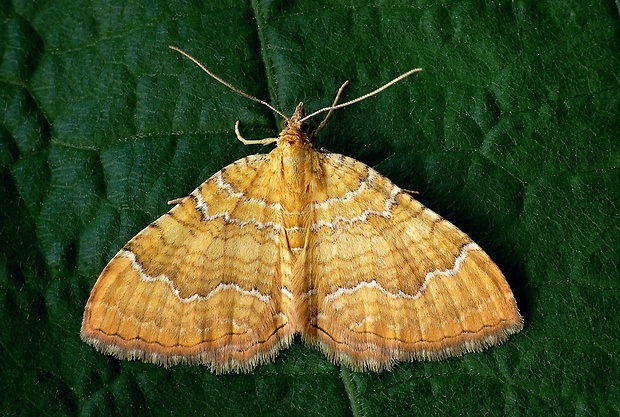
(81, 48, 522, 373)
(276, 105, 315, 258)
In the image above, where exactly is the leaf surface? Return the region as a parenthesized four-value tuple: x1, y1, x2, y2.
(1, 1, 618, 416)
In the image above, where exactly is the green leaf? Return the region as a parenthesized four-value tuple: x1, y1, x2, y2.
(1, 1, 618, 416)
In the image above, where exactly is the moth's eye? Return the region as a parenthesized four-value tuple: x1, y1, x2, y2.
(300, 122, 310, 132)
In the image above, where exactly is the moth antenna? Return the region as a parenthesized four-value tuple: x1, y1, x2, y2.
(169, 45, 289, 120)
(300, 68, 423, 122)
(311, 80, 349, 140)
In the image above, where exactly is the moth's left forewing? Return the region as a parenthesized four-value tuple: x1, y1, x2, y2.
(81, 154, 295, 373)
(302, 152, 523, 371)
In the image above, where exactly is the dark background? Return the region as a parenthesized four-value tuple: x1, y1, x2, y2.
(1, 1, 618, 416)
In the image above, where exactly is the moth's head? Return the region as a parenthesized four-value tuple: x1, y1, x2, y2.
(279, 103, 312, 144)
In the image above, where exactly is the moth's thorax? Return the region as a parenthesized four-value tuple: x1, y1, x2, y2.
(274, 138, 314, 206)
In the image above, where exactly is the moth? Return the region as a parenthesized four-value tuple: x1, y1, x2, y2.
(81, 46, 523, 373)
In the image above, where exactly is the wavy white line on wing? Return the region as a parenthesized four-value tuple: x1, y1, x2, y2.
(122, 249, 271, 304)
(324, 242, 478, 302)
